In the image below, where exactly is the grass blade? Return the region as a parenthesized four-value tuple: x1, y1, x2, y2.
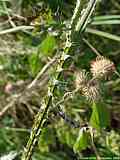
(86, 28, 120, 42)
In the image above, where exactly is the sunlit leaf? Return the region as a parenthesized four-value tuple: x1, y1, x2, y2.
(29, 53, 42, 76)
(90, 102, 110, 130)
(39, 35, 56, 56)
(38, 127, 56, 153)
(73, 128, 89, 153)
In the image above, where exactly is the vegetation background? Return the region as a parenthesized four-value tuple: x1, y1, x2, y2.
(0, 0, 120, 159)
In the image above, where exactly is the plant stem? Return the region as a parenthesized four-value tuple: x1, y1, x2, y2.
(75, 0, 97, 32)
(83, 38, 101, 56)
(21, 0, 98, 159)
(0, 26, 33, 35)
(89, 128, 101, 160)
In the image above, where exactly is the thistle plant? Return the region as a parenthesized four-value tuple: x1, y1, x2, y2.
(21, 0, 99, 159)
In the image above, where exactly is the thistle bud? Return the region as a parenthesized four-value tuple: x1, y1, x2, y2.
(82, 80, 100, 102)
(75, 70, 88, 90)
(90, 56, 115, 79)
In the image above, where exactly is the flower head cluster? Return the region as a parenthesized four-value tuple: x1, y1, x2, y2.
(75, 70, 100, 102)
(75, 56, 115, 102)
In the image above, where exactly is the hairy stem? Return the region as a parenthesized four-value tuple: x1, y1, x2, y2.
(75, 0, 97, 32)
(21, 0, 98, 159)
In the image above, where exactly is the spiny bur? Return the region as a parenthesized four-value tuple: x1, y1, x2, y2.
(75, 70, 100, 102)
(90, 56, 115, 80)
(82, 80, 100, 102)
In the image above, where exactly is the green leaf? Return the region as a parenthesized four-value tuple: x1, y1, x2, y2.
(56, 125, 76, 148)
(73, 128, 89, 153)
(29, 53, 42, 76)
(93, 15, 120, 21)
(92, 15, 120, 25)
(90, 102, 110, 130)
(38, 128, 56, 153)
(86, 28, 120, 42)
(34, 151, 68, 160)
(39, 35, 56, 56)
(92, 20, 120, 25)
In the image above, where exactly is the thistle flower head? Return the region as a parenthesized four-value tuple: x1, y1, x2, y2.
(90, 56, 115, 79)
(75, 70, 88, 90)
(75, 70, 100, 102)
(82, 80, 100, 102)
